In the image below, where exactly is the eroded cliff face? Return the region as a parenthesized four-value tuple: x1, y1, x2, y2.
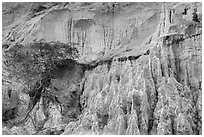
(2, 2, 165, 62)
(2, 2, 202, 135)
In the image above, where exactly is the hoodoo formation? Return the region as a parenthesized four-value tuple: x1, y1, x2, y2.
(2, 2, 202, 135)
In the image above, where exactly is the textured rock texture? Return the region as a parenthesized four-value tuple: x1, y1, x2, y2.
(2, 2, 202, 135)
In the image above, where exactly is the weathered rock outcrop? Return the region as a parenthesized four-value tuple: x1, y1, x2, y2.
(2, 2, 166, 62)
(2, 2, 202, 135)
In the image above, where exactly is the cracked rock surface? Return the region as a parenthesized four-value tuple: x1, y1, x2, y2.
(2, 2, 202, 135)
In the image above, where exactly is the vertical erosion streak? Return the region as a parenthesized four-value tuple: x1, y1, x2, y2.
(65, 17, 73, 44)
(81, 30, 87, 55)
(147, 55, 159, 134)
(109, 20, 114, 50)
(102, 25, 107, 52)
(64, 20, 68, 43)
(68, 18, 73, 43)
